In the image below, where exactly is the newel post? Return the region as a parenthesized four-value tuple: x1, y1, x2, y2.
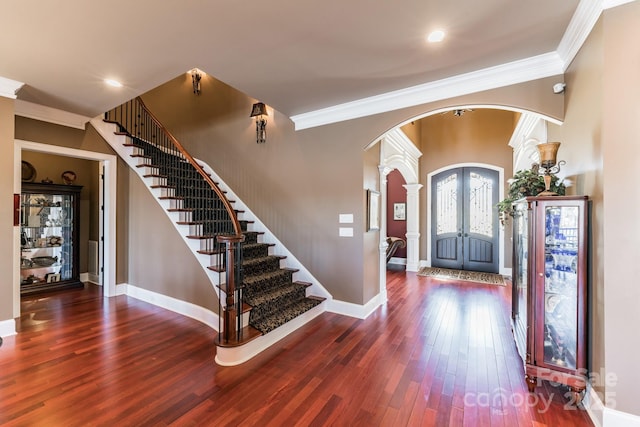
(217, 234, 245, 343)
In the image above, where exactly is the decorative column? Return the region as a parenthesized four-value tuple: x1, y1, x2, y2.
(378, 165, 392, 302)
(403, 183, 423, 272)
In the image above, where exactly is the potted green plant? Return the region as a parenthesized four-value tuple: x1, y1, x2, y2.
(497, 165, 566, 224)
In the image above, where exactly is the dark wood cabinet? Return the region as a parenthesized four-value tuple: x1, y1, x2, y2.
(20, 183, 84, 295)
(511, 195, 588, 403)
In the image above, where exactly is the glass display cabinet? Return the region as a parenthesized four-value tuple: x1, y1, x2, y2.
(20, 182, 83, 295)
(511, 195, 588, 404)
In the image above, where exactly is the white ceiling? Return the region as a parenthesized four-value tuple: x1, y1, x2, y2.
(0, 0, 621, 128)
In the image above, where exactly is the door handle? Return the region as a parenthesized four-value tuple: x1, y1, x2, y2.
(457, 232, 462, 237)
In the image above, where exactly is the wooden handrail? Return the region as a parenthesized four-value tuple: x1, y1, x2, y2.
(134, 96, 243, 237)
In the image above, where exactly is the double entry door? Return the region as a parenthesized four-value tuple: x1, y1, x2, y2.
(431, 167, 499, 273)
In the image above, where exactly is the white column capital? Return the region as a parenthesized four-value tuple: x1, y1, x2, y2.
(378, 164, 393, 177)
(403, 183, 423, 193)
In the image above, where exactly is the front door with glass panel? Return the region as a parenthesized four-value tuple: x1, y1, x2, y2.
(431, 167, 499, 273)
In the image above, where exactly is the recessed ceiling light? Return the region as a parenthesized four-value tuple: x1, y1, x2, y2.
(427, 30, 446, 43)
(104, 79, 123, 88)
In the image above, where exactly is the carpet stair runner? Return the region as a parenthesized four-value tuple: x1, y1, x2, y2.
(240, 231, 323, 334)
(123, 135, 323, 337)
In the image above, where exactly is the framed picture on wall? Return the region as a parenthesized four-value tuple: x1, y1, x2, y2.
(367, 189, 380, 231)
(393, 202, 406, 221)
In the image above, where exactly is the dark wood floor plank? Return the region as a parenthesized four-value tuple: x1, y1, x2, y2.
(0, 272, 594, 426)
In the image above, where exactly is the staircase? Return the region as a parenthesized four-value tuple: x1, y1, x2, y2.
(93, 97, 327, 364)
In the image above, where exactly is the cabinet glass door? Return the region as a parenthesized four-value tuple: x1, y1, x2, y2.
(542, 205, 579, 370)
(20, 192, 75, 286)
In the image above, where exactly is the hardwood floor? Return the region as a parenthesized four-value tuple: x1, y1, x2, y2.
(0, 271, 594, 426)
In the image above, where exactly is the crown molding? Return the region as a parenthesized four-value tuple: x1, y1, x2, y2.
(15, 100, 90, 130)
(0, 76, 24, 99)
(291, 0, 616, 130)
(556, 0, 604, 70)
(291, 52, 564, 130)
(603, 0, 637, 9)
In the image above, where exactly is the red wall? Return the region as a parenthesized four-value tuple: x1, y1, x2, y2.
(386, 169, 407, 258)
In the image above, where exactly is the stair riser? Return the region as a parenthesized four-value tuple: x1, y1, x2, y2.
(167, 199, 183, 210)
(157, 187, 176, 198)
(248, 286, 308, 324)
(250, 298, 323, 335)
(242, 244, 270, 259)
(173, 211, 192, 223)
(243, 232, 260, 244)
(242, 257, 282, 276)
(187, 224, 203, 236)
(139, 166, 160, 175)
(243, 271, 294, 296)
(148, 177, 167, 187)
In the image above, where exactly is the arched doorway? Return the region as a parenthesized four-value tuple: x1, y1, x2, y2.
(373, 106, 559, 304)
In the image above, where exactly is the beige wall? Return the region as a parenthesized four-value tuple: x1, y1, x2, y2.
(601, 2, 640, 415)
(0, 97, 15, 321)
(127, 171, 218, 312)
(141, 75, 559, 304)
(547, 16, 605, 398)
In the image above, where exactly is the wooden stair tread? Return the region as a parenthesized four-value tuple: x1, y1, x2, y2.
(199, 247, 224, 255)
(242, 255, 287, 265)
(293, 280, 313, 288)
(215, 325, 262, 348)
(187, 235, 215, 240)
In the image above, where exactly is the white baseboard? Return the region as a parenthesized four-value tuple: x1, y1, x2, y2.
(604, 407, 640, 427)
(122, 284, 220, 331)
(327, 294, 383, 319)
(115, 283, 128, 296)
(388, 257, 407, 265)
(585, 383, 605, 427)
(84, 273, 101, 285)
(0, 318, 17, 338)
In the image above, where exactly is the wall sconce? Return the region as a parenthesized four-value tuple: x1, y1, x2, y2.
(250, 102, 268, 143)
(536, 142, 565, 195)
(191, 69, 202, 95)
